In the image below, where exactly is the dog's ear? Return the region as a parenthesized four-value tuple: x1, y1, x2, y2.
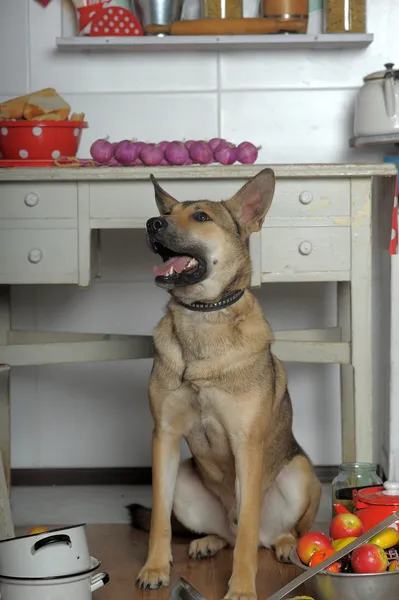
(224, 168, 275, 236)
(150, 174, 179, 215)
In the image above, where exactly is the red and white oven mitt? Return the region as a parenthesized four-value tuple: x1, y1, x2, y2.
(77, 1, 143, 36)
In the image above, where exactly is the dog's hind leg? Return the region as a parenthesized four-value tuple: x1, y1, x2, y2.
(173, 459, 235, 558)
(259, 455, 321, 563)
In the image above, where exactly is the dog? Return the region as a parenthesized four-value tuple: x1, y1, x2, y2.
(131, 168, 321, 600)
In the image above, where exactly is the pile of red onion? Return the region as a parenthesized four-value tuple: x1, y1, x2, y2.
(89, 138, 259, 167)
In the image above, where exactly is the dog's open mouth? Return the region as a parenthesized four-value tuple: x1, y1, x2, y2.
(150, 241, 206, 286)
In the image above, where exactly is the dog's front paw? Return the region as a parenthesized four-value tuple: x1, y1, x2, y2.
(224, 590, 257, 600)
(136, 563, 170, 590)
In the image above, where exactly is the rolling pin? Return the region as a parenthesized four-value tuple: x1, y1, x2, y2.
(145, 18, 305, 36)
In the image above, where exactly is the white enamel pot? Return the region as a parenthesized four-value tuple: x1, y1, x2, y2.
(0, 524, 91, 578)
(0, 569, 109, 600)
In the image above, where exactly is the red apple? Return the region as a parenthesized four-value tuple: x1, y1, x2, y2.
(297, 531, 333, 565)
(329, 513, 363, 540)
(351, 543, 389, 574)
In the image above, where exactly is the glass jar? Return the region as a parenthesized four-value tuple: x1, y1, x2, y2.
(325, 0, 366, 33)
(201, 0, 243, 19)
(331, 462, 383, 518)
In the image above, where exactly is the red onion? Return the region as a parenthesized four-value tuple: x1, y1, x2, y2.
(184, 158, 193, 165)
(160, 159, 169, 166)
(90, 138, 114, 164)
(134, 158, 143, 166)
(236, 141, 259, 165)
(189, 141, 213, 164)
(140, 144, 164, 166)
(208, 137, 225, 152)
(184, 140, 196, 151)
(157, 141, 170, 152)
(165, 142, 189, 166)
(115, 141, 140, 165)
(214, 143, 237, 165)
(113, 139, 129, 155)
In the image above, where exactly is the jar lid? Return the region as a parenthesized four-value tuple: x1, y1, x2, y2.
(358, 481, 399, 505)
(364, 63, 399, 81)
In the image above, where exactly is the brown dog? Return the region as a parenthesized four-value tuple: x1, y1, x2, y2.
(134, 169, 321, 600)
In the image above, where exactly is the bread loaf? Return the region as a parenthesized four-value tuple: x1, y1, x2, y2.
(23, 88, 71, 121)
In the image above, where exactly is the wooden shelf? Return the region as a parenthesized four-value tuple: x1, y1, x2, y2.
(56, 33, 374, 52)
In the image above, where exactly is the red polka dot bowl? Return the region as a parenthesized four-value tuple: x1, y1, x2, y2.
(0, 120, 88, 161)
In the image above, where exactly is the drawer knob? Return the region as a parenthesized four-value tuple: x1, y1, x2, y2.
(298, 241, 313, 256)
(24, 192, 39, 207)
(28, 248, 43, 264)
(299, 191, 313, 205)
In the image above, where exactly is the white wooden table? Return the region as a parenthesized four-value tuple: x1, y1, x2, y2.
(0, 163, 396, 536)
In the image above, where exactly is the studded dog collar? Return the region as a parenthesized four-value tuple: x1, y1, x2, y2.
(177, 289, 245, 312)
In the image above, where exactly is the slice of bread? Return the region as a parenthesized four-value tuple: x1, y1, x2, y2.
(23, 89, 71, 121)
(0, 93, 31, 119)
(30, 113, 63, 121)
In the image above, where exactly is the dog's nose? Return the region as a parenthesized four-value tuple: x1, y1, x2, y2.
(146, 217, 167, 234)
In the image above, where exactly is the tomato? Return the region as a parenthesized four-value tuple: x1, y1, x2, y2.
(309, 548, 341, 572)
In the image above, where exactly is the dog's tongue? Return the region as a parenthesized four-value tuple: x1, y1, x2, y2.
(153, 256, 192, 276)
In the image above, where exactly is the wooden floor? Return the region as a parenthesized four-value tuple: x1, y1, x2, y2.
(83, 525, 303, 600)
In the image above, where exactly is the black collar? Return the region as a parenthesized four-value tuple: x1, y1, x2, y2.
(176, 289, 245, 312)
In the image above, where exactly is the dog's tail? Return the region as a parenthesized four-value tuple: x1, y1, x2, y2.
(126, 504, 197, 539)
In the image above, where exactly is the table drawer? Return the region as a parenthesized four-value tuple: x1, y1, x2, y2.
(261, 227, 350, 275)
(90, 178, 350, 222)
(0, 183, 77, 219)
(0, 229, 78, 284)
(269, 179, 350, 218)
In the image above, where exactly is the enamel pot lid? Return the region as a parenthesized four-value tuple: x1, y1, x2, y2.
(358, 481, 399, 506)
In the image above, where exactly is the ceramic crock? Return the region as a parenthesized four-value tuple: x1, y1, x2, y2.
(0, 524, 91, 579)
(354, 63, 399, 137)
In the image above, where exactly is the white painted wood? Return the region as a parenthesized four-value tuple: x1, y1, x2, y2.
(0, 183, 77, 219)
(77, 183, 91, 287)
(90, 216, 352, 229)
(0, 450, 14, 540)
(390, 255, 399, 480)
(0, 366, 10, 489)
(89, 179, 351, 222)
(0, 219, 77, 230)
(0, 163, 396, 469)
(0, 230, 78, 285)
(269, 179, 350, 218)
(272, 341, 350, 364)
(261, 226, 350, 276)
(249, 231, 261, 287)
(337, 281, 355, 462)
(55, 33, 374, 52)
(0, 165, 396, 183)
(350, 178, 373, 462)
(7, 327, 341, 345)
(3, 336, 154, 366)
(261, 270, 350, 282)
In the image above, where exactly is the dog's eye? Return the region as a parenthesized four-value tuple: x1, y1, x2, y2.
(193, 211, 212, 222)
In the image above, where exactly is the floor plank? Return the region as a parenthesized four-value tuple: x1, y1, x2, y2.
(15, 525, 301, 599)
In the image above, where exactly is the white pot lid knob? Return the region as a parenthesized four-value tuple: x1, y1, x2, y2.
(383, 481, 399, 495)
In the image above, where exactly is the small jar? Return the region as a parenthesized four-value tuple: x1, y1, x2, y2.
(201, 0, 243, 19)
(263, 0, 309, 33)
(331, 462, 383, 518)
(325, 0, 366, 33)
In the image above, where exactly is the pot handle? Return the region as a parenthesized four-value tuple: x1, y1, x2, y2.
(335, 485, 377, 500)
(91, 572, 110, 592)
(33, 534, 72, 553)
(384, 63, 397, 119)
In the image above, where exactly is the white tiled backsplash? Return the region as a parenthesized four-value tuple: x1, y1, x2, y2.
(1, 0, 397, 468)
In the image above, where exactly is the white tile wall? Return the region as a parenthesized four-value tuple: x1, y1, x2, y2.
(1, 0, 396, 469)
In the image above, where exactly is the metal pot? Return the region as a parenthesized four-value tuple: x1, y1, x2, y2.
(0, 524, 91, 579)
(354, 63, 399, 137)
(0, 568, 109, 600)
(133, 0, 183, 32)
(290, 549, 399, 600)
